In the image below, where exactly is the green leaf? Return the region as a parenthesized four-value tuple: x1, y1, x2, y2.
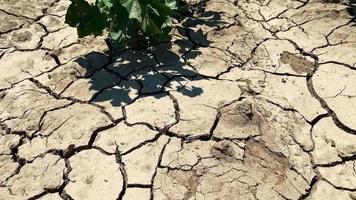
(142, 13, 161, 34)
(109, 2, 130, 42)
(165, 0, 177, 10)
(97, 0, 114, 8)
(120, 0, 142, 22)
(65, 0, 178, 47)
(65, 0, 92, 27)
(77, 8, 108, 37)
(147, 5, 160, 16)
(96, 0, 114, 12)
(161, 16, 172, 33)
(110, 30, 125, 42)
(149, 0, 172, 17)
(66, 0, 107, 37)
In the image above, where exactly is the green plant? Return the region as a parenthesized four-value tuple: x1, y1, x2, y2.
(65, 0, 178, 47)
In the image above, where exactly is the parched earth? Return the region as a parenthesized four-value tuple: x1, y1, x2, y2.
(0, 0, 356, 199)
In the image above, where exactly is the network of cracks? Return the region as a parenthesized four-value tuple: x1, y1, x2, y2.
(0, 0, 355, 199)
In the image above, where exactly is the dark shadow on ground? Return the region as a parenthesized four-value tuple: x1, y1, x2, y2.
(74, 1, 226, 107)
(346, 0, 356, 25)
(323, 0, 355, 25)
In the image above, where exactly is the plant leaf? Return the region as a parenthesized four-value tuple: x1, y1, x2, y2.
(120, 0, 142, 22)
(97, 0, 114, 8)
(65, 0, 178, 46)
(142, 13, 161, 34)
(165, 0, 177, 11)
(65, 0, 92, 27)
(109, 2, 130, 43)
(66, 0, 107, 37)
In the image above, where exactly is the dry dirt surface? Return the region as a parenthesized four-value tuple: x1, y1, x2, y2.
(0, 0, 356, 199)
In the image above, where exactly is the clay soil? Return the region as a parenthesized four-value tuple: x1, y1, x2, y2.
(0, 0, 356, 199)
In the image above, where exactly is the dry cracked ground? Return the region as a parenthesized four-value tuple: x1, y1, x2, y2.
(0, 0, 356, 199)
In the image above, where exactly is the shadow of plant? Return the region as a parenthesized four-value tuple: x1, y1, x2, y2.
(73, 2, 226, 108)
(346, 0, 356, 25)
(322, 0, 355, 25)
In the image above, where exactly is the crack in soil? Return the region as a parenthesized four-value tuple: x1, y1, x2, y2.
(0, 0, 356, 199)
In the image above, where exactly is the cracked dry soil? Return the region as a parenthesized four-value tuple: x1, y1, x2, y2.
(0, 0, 356, 199)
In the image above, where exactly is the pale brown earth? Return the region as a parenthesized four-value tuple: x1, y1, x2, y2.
(0, 0, 355, 199)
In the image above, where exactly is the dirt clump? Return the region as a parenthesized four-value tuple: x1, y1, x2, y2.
(280, 51, 315, 74)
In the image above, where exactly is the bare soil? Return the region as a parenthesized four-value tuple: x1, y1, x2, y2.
(0, 0, 355, 199)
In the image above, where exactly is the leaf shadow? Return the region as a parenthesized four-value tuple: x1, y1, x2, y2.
(73, 2, 226, 108)
(346, 0, 356, 26)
